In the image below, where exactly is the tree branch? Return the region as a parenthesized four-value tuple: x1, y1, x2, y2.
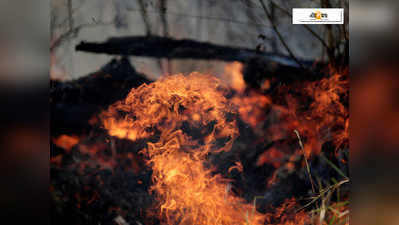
(269, 1, 330, 51)
(258, 0, 305, 69)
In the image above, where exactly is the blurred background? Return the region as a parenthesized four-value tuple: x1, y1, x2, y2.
(0, 0, 49, 225)
(1, 0, 399, 224)
(351, 0, 399, 225)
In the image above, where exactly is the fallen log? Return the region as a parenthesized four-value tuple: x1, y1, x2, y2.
(75, 35, 314, 68)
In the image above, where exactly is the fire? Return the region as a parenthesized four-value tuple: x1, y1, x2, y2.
(305, 72, 349, 152)
(256, 147, 286, 168)
(222, 61, 246, 93)
(265, 198, 309, 225)
(232, 91, 271, 131)
(98, 61, 348, 224)
(223, 62, 348, 157)
(221, 61, 348, 195)
(101, 73, 265, 225)
(265, 71, 348, 158)
(52, 134, 80, 152)
(222, 62, 272, 131)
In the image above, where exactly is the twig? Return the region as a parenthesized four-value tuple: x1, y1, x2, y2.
(296, 179, 349, 212)
(294, 130, 316, 194)
(51, 26, 80, 51)
(137, 0, 152, 36)
(258, 0, 305, 69)
(269, 1, 278, 52)
(51, 21, 114, 51)
(52, 0, 87, 30)
(269, 1, 330, 51)
(159, 0, 169, 37)
(242, 0, 264, 38)
(321, 0, 336, 67)
(136, 0, 166, 74)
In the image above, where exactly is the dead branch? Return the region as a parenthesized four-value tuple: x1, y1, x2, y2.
(268, 1, 330, 51)
(75, 35, 313, 68)
(137, 0, 152, 36)
(258, 0, 305, 69)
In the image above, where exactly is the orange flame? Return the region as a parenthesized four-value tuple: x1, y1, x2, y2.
(99, 61, 348, 224)
(101, 73, 265, 225)
(222, 61, 272, 130)
(223, 62, 348, 157)
(221, 62, 348, 189)
(52, 134, 80, 152)
(223, 61, 246, 93)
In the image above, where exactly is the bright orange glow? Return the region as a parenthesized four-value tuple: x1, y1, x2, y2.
(101, 73, 265, 225)
(232, 91, 271, 131)
(223, 61, 246, 93)
(223, 62, 272, 131)
(52, 134, 80, 151)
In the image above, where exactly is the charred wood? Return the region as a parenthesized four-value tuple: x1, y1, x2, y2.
(75, 35, 315, 69)
(50, 57, 151, 136)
